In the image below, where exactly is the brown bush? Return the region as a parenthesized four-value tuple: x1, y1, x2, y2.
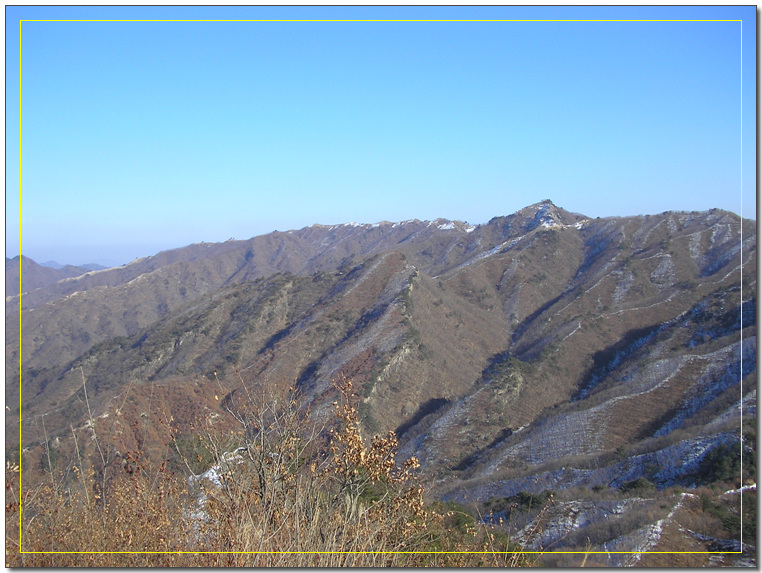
(7, 376, 533, 567)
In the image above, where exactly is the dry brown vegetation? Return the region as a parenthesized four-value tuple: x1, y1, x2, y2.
(6, 377, 534, 567)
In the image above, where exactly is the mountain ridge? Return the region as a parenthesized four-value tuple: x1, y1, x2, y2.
(7, 201, 755, 560)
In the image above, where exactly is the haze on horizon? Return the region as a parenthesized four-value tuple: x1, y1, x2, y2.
(7, 5, 756, 268)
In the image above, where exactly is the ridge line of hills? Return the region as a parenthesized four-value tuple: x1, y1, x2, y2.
(6, 199, 756, 562)
(6, 200, 745, 303)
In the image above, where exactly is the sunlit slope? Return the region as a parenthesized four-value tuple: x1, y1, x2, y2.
(9, 202, 755, 504)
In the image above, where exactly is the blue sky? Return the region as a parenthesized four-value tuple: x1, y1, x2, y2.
(6, 5, 756, 266)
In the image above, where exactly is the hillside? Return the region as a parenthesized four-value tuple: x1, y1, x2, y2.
(5, 255, 96, 298)
(6, 200, 756, 563)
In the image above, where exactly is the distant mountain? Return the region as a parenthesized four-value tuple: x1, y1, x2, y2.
(40, 260, 65, 269)
(81, 263, 109, 271)
(5, 255, 96, 298)
(40, 260, 109, 271)
(6, 201, 756, 558)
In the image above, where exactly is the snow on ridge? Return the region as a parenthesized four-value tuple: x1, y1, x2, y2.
(418, 219, 477, 233)
(189, 447, 247, 488)
(541, 218, 560, 229)
(723, 483, 756, 495)
(434, 240, 512, 279)
(316, 218, 479, 232)
(537, 205, 561, 228)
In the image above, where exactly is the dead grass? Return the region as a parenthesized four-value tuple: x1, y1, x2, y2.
(7, 376, 534, 567)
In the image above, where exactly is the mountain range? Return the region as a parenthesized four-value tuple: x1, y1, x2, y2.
(6, 200, 756, 563)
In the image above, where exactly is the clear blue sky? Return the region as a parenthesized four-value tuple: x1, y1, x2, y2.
(6, 5, 756, 267)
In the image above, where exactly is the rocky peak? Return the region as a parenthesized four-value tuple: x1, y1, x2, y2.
(510, 199, 572, 233)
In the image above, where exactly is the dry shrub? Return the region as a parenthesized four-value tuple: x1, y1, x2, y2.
(7, 376, 532, 567)
(6, 455, 198, 566)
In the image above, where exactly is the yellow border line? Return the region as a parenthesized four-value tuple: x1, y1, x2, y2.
(18, 17, 23, 557)
(16, 17, 748, 558)
(739, 17, 744, 550)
